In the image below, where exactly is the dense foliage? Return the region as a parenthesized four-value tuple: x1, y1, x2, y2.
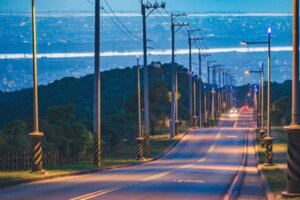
(0, 64, 298, 154)
(0, 63, 190, 153)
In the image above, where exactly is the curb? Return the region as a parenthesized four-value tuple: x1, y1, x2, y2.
(0, 129, 191, 190)
(0, 162, 141, 189)
(254, 130, 276, 200)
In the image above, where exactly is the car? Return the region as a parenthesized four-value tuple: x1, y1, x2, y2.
(229, 107, 238, 118)
(242, 105, 250, 110)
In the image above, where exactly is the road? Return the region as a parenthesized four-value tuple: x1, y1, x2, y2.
(0, 110, 259, 200)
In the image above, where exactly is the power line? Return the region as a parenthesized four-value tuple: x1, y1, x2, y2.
(86, 0, 94, 5)
(102, 8, 141, 44)
(104, 0, 142, 41)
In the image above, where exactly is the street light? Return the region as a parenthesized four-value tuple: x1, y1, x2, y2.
(244, 64, 266, 148)
(241, 27, 273, 166)
(244, 70, 251, 75)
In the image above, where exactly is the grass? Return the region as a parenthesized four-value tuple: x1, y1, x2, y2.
(256, 127, 300, 200)
(0, 132, 182, 188)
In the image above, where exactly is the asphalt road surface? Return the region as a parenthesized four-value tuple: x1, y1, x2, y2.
(0, 109, 256, 200)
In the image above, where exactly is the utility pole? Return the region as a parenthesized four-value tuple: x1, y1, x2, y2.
(210, 64, 221, 121)
(204, 84, 208, 127)
(212, 67, 218, 121)
(207, 60, 216, 126)
(218, 67, 222, 116)
(193, 78, 197, 128)
(188, 29, 201, 127)
(223, 70, 226, 113)
(93, 0, 101, 167)
(198, 52, 210, 128)
(29, 0, 44, 173)
(136, 55, 144, 160)
(282, 0, 300, 197)
(226, 72, 230, 110)
(141, 1, 165, 149)
(230, 75, 234, 109)
(170, 13, 189, 138)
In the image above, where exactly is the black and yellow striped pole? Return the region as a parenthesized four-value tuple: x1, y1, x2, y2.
(93, 0, 101, 167)
(136, 55, 144, 160)
(282, 0, 300, 197)
(29, 0, 44, 173)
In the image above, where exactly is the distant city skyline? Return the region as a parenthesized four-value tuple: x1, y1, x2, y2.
(0, 0, 292, 13)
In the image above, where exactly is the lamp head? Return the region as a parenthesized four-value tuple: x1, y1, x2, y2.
(240, 41, 248, 45)
(244, 70, 251, 75)
(268, 27, 272, 34)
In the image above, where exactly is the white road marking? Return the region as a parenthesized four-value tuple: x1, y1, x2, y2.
(233, 110, 242, 128)
(174, 179, 205, 184)
(226, 135, 238, 138)
(70, 130, 223, 200)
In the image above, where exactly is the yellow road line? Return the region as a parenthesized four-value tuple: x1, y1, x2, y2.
(70, 130, 223, 200)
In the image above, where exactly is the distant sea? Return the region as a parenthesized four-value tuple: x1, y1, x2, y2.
(0, 12, 293, 91)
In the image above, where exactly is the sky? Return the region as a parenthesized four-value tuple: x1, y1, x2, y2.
(0, 0, 292, 13)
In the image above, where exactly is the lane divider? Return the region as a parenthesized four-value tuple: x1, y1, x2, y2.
(70, 130, 223, 200)
(233, 110, 243, 128)
(197, 130, 222, 163)
(224, 110, 253, 200)
(223, 128, 249, 200)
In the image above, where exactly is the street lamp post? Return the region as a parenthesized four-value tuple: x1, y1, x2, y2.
(29, 0, 44, 173)
(264, 27, 274, 166)
(241, 27, 273, 165)
(244, 63, 266, 147)
(282, 0, 300, 196)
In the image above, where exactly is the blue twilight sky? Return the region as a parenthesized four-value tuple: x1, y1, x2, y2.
(0, 0, 292, 13)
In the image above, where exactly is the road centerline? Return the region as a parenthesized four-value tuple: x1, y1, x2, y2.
(69, 130, 223, 200)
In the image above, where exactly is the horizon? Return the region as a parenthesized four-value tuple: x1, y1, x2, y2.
(0, 0, 292, 13)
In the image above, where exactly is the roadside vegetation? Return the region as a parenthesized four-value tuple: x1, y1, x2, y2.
(257, 127, 300, 200)
(0, 133, 181, 187)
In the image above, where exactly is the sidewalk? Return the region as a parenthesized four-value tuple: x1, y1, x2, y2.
(238, 130, 266, 200)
